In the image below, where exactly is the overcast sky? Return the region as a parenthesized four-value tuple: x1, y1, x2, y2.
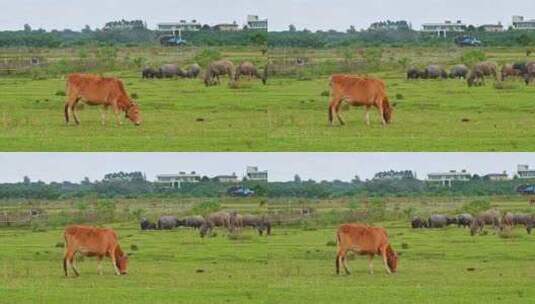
(0, 153, 534, 183)
(1, 0, 534, 32)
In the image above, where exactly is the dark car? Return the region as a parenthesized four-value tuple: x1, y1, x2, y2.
(228, 186, 255, 197)
(455, 35, 482, 47)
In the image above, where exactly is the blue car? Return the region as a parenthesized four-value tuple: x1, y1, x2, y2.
(455, 35, 482, 47)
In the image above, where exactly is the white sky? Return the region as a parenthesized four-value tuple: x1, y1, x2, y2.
(0, 153, 534, 183)
(0, 0, 534, 31)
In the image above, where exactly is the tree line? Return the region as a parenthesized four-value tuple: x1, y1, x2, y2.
(0, 173, 533, 200)
(2, 25, 535, 48)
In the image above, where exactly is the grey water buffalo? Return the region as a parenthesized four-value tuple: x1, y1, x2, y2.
(157, 216, 180, 230)
(229, 212, 243, 232)
(456, 214, 473, 228)
(470, 210, 501, 236)
(142, 67, 162, 79)
(199, 220, 215, 238)
(522, 61, 535, 85)
(411, 216, 427, 228)
(467, 67, 486, 87)
(407, 67, 424, 79)
(501, 64, 523, 81)
(501, 212, 534, 234)
(181, 215, 207, 229)
(428, 214, 456, 228)
(423, 65, 448, 79)
(475, 62, 498, 78)
(449, 64, 469, 79)
(235, 61, 267, 84)
(204, 60, 235, 86)
(160, 64, 186, 78)
(206, 211, 231, 229)
(185, 64, 201, 78)
(242, 214, 271, 236)
(140, 218, 157, 230)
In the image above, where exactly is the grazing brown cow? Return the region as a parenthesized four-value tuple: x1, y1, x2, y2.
(63, 225, 128, 277)
(206, 211, 231, 229)
(64, 74, 142, 126)
(335, 224, 398, 275)
(328, 75, 393, 126)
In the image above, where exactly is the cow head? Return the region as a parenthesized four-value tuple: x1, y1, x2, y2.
(116, 255, 128, 275)
(125, 103, 142, 126)
(383, 98, 393, 124)
(386, 245, 398, 273)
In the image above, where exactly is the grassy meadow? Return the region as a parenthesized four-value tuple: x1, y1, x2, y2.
(1, 196, 535, 303)
(0, 46, 534, 151)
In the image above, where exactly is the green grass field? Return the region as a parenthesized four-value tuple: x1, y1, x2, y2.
(1, 47, 535, 151)
(2, 196, 535, 303)
(2, 222, 535, 303)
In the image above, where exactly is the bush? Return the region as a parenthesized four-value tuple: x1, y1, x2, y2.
(461, 50, 487, 67)
(459, 200, 491, 214)
(191, 200, 221, 215)
(194, 49, 222, 68)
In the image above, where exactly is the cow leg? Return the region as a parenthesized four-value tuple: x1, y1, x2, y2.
(71, 101, 80, 125)
(70, 254, 80, 277)
(100, 106, 109, 126)
(97, 256, 103, 275)
(113, 106, 122, 126)
(377, 100, 387, 126)
(381, 247, 391, 274)
(110, 252, 121, 275)
(341, 253, 351, 275)
(364, 106, 371, 126)
(368, 255, 374, 274)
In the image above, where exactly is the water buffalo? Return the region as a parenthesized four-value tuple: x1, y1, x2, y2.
(204, 60, 235, 86)
(501, 64, 523, 81)
(160, 64, 186, 78)
(502, 212, 534, 234)
(199, 220, 215, 238)
(157, 216, 179, 230)
(407, 67, 424, 79)
(411, 216, 427, 228)
(242, 214, 271, 236)
(449, 64, 469, 79)
(423, 65, 448, 79)
(229, 212, 243, 232)
(235, 61, 267, 85)
(181, 215, 206, 229)
(456, 213, 473, 228)
(470, 210, 501, 236)
(467, 66, 486, 87)
(206, 211, 231, 229)
(475, 62, 498, 78)
(140, 218, 157, 230)
(142, 68, 162, 79)
(185, 64, 201, 78)
(522, 61, 535, 85)
(428, 214, 455, 228)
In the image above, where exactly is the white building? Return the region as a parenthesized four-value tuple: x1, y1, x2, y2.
(246, 166, 268, 182)
(213, 173, 240, 183)
(427, 170, 471, 186)
(157, 20, 201, 32)
(484, 171, 509, 181)
(481, 23, 504, 32)
(512, 16, 535, 30)
(214, 22, 241, 32)
(156, 171, 201, 188)
(247, 15, 268, 31)
(422, 20, 466, 37)
(517, 165, 535, 179)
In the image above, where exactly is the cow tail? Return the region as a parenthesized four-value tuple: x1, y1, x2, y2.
(263, 63, 269, 84)
(335, 230, 341, 274)
(328, 76, 334, 124)
(63, 233, 69, 276)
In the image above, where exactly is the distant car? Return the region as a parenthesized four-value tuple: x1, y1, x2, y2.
(455, 36, 482, 47)
(517, 184, 535, 195)
(228, 186, 255, 197)
(159, 35, 187, 47)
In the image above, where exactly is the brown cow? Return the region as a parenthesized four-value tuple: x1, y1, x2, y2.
(206, 211, 231, 229)
(328, 75, 393, 126)
(64, 74, 142, 126)
(204, 60, 235, 86)
(335, 223, 398, 275)
(63, 225, 128, 277)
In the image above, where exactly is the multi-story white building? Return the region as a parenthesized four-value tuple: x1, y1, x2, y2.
(427, 170, 471, 186)
(517, 165, 535, 179)
(213, 173, 240, 183)
(512, 16, 535, 30)
(157, 20, 202, 32)
(246, 166, 268, 182)
(214, 22, 241, 32)
(422, 20, 466, 37)
(481, 23, 504, 32)
(156, 171, 201, 188)
(247, 15, 268, 31)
